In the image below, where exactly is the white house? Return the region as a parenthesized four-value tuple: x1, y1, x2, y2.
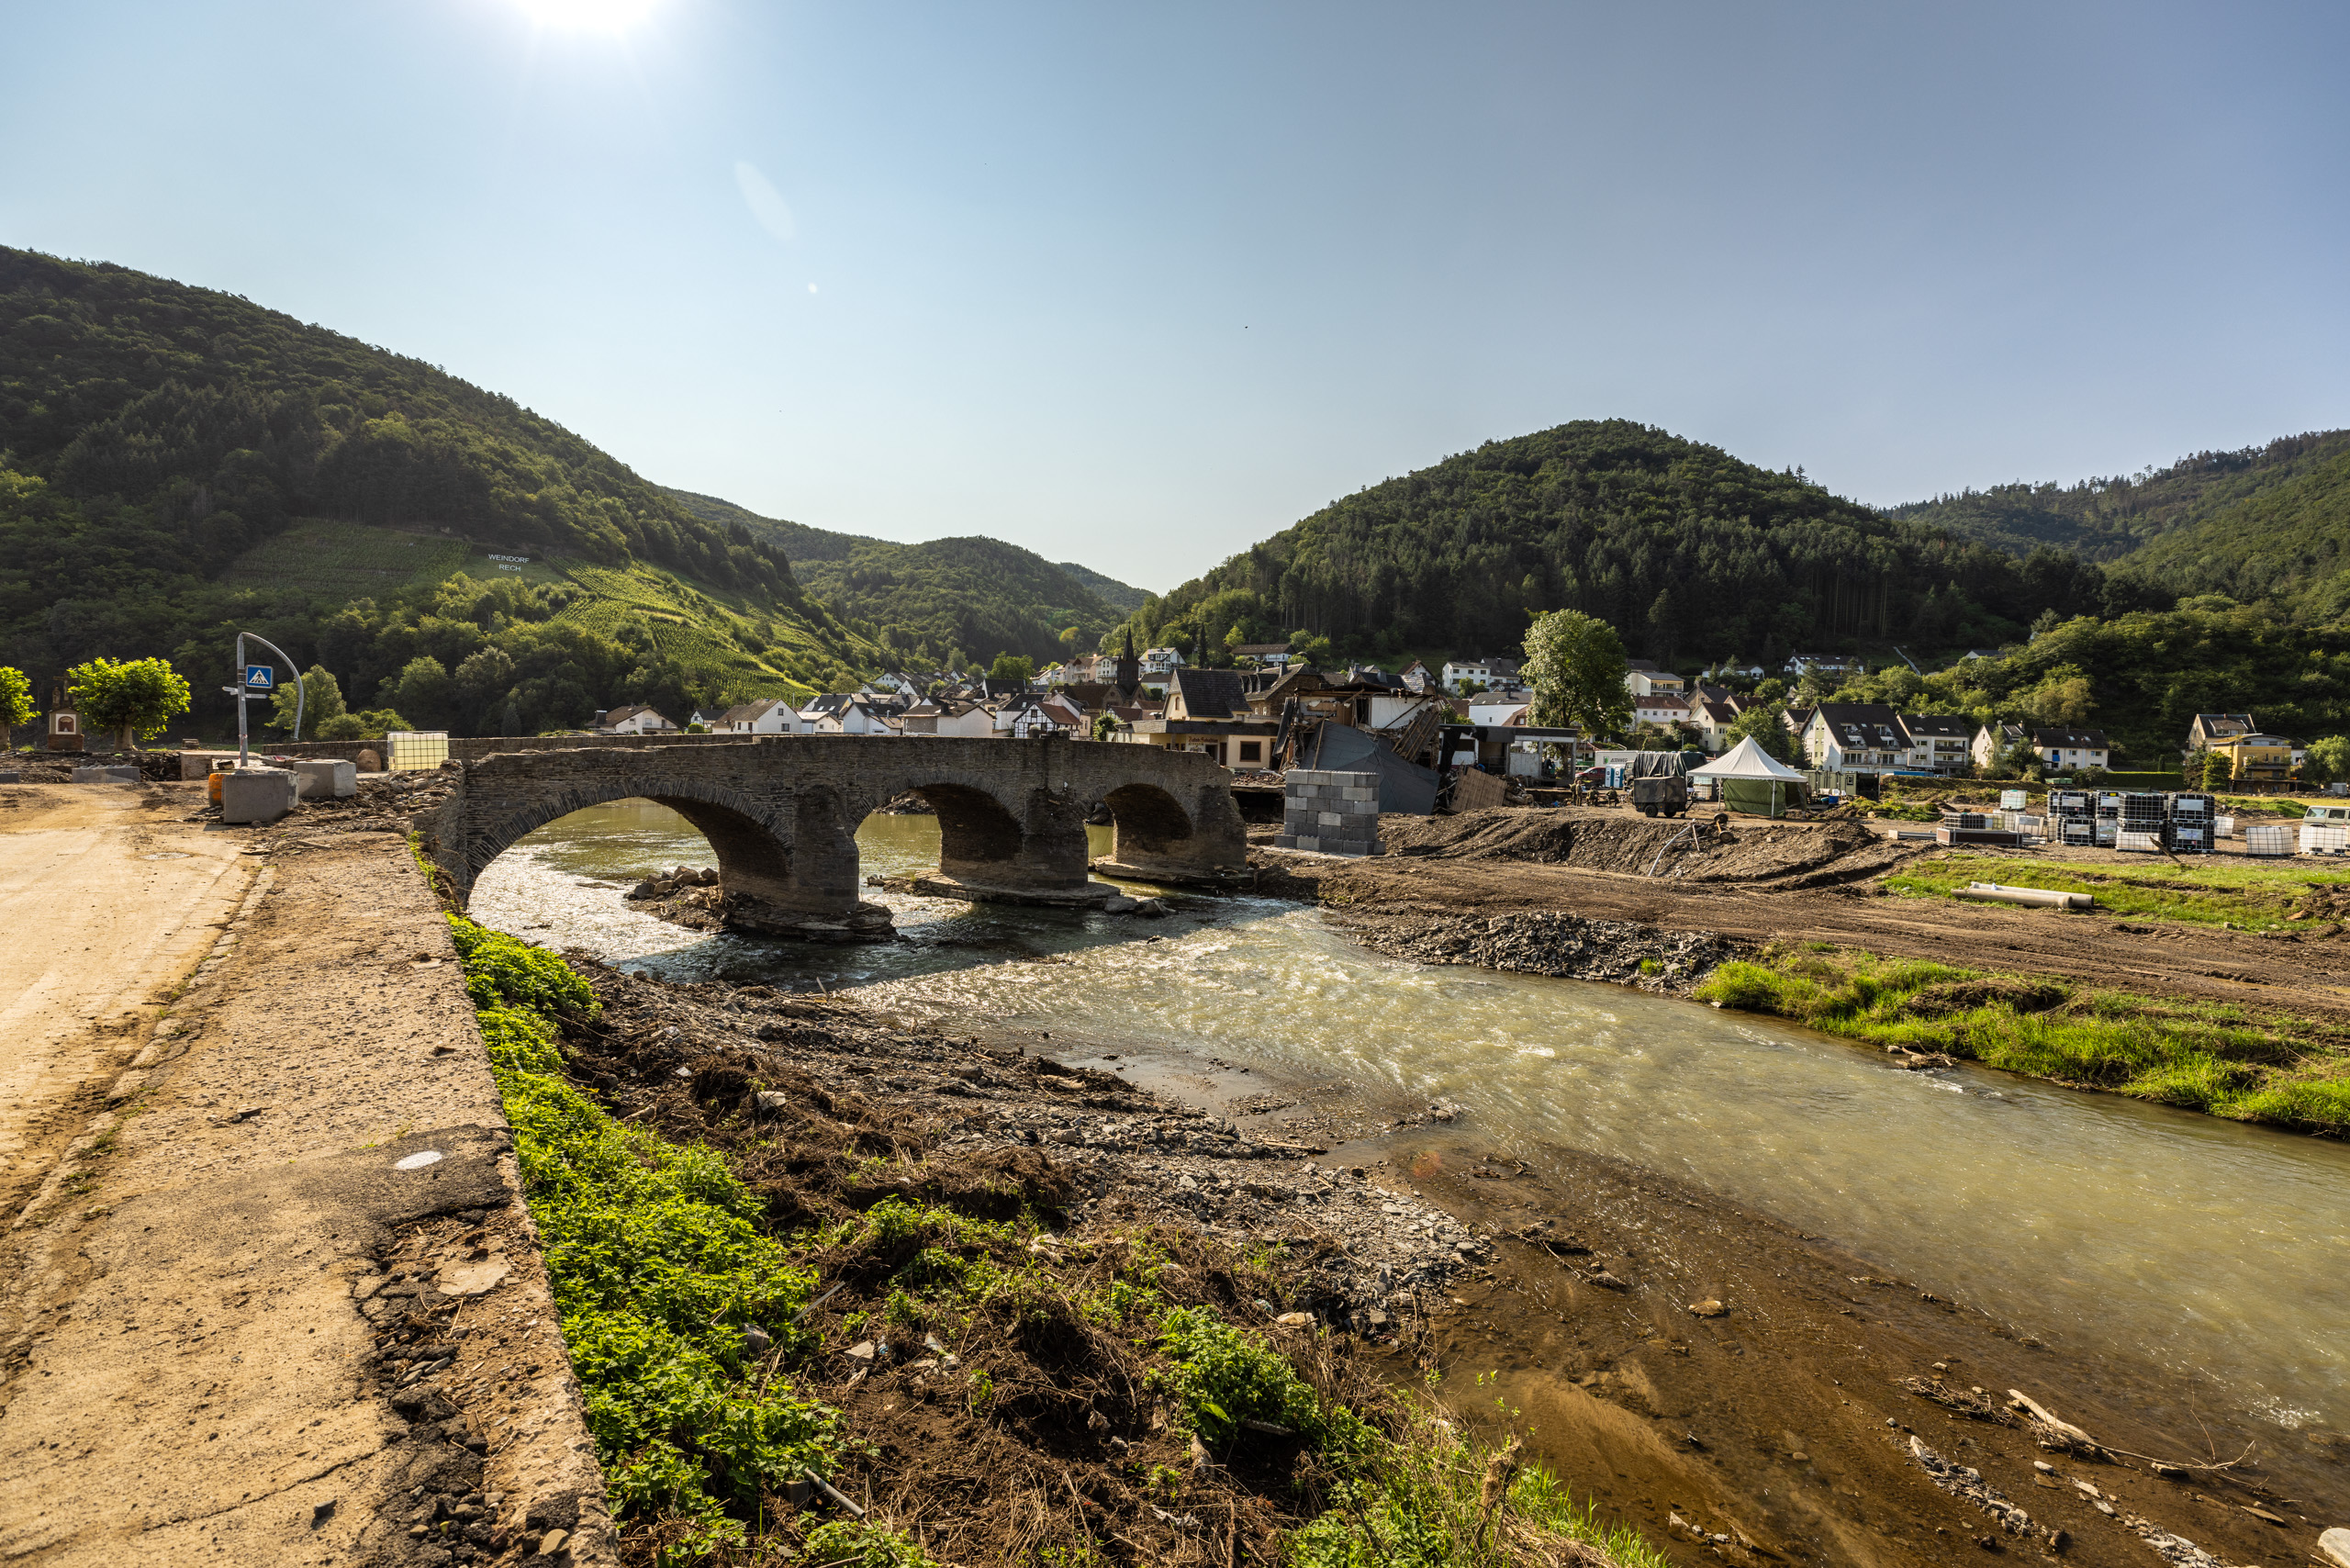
(599, 705, 675, 735)
(1898, 713, 1974, 775)
(799, 694, 901, 735)
(1972, 722, 2024, 770)
(1468, 700, 1531, 726)
(1139, 646, 1186, 678)
(2031, 727, 2110, 771)
(1802, 704, 1909, 771)
(1623, 661, 1686, 700)
(1442, 657, 1518, 693)
(996, 701, 1067, 739)
(1632, 689, 1690, 730)
(716, 698, 809, 735)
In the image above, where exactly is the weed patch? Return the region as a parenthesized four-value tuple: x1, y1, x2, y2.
(1696, 945, 2350, 1134)
(1883, 851, 2350, 931)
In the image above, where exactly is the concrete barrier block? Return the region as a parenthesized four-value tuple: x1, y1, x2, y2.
(73, 765, 141, 784)
(0, 770, 19, 784)
(290, 758, 357, 799)
(221, 767, 298, 824)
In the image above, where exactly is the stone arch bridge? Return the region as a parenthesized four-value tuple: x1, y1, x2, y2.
(421, 734, 1249, 938)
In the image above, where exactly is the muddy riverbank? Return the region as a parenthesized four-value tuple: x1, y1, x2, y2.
(566, 957, 2345, 1568)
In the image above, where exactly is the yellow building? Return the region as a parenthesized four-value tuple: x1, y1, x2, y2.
(2209, 734, 2294, 783)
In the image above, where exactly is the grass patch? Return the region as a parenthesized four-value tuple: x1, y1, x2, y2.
(1695, 946, 2350, 1134)
(448, 916, 841, 1551)
(1290, 1397, 1671, 1568)
(1883, 850, 2350, 931)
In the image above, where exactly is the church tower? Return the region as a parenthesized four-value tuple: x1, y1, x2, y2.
(1114, 630, 1139, 700)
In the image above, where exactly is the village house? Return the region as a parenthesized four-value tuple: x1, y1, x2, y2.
(1623, 660, 1686, 700)
(1230, 644, 1292, 666)
(2029, 727, 2111, 772)
(2184, 712, 2256, 756)
(798, 694, 902, 735)
(1122, 666, 1278, 769)
(1397, 659, 1438, 694)
(1684, 695, 1744, 752)
(715, 698, 808, 735)
(1970, 722, 2026, 770)
(1440, 656, 1517, 694)
(1898, 713, 1975, 775)
(2206, 732, 2293, 783)
(1139, 646, 1186, 678)
(1784, 654, 1860, 680)
(1802, 704, 1910, 771)
(597, 705, 675, 735)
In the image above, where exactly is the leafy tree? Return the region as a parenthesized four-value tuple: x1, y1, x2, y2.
(1522, 610, 1631, 739)
(1722, 702, 1795, 761)
(0, 666, 32, 734)
(2200, 749, 2233, 790)
(384, 656, 457, 731)
(267, 664, 346, 734)
(316, 707, 412, 741)
(2306, 735, 2350, 784)
(989, 653, 1035, 684)
(66, 656, 191, 750)
(1090, 709, 1121, 741)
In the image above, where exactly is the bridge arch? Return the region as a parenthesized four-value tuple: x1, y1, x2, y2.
(460, 775, 793, 898)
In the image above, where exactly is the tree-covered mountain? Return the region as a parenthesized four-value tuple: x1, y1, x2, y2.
(0, 247, 878, 735)
(1886, 430, 2350, 561)
(664, 487, 1146, 669)
(1114, 420, 2131, 668)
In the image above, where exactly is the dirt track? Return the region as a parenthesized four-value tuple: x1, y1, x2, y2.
(1260, 809, 2350, 1023)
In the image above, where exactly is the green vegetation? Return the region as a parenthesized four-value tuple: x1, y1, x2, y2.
(665, 488, 1143, 670)
(1520, 609, 1630, 735)
(65, 655, 190, 748)
(1884, 851, 2350, 932)
(1888, 430, 2350, 564)
(0, 248, 877, 734)
(1696, 946, 2350, 1133)
(1109, 420, 2114, 669)
(445, 916, 839, 1549)
(1151, 1306, 1372, 1457)
(0, 665, 31, 732)
(1290, 1399, 1670, 1568)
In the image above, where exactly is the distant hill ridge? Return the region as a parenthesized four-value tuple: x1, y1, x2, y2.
(663, 487, 1147, 668)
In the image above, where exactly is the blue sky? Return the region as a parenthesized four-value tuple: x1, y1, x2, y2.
(6, 1, 2346, 591)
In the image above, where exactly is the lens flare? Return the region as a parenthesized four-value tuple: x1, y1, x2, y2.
(513, 0, 659, 33)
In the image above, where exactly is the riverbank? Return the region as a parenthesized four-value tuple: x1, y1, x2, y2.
(1258, 806, 2350, 1135)
(499, 941, 2345, 1568)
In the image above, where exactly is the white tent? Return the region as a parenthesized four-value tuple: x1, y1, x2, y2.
(1688, 735, 1806, 781)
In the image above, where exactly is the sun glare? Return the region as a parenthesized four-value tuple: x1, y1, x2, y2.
(514, 0, 659, 34)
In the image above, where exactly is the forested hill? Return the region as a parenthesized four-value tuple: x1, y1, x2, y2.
(664, 487, 1147, 668)
(1886, 430, 2350, 561)
(0, 248, 877, 734)
(1116, 420, 2129, 667)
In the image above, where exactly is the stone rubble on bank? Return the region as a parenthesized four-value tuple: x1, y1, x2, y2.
(1336, 908, 1739, 992)
(589, 970, 1485, 1332)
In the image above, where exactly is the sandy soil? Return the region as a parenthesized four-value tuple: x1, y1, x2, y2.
(1259, 807, 2350, 1023)
(0, 798, 610, 1567)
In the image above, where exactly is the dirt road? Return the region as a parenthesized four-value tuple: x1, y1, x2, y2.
(0, 786, 610, 1566)
(0, 784, 252, 1214)
(1262, 812, 2350, 1022)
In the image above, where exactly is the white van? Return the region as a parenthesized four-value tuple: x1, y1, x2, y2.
(2303, 803, 2350, 855)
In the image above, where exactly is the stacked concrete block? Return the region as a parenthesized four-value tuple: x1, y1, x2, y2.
(220, 767, 299, 825)
(289, 758, 357, 799)
(1275, 768, 1383, 856)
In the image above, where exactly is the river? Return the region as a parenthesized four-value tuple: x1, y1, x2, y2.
(470, 801, 2350, 1444)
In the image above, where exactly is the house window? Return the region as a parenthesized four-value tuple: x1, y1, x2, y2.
(1238, 742, 1263, 764)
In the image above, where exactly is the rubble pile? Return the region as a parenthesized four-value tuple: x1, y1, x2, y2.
(1336, 909, 1738, 992)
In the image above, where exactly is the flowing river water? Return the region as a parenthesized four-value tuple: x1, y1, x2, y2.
(472, 801, 2350, 1446)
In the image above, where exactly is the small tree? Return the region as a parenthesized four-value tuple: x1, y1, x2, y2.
(67, 656, 192, 752)
(1090, 710, 1121, 742)
(2306, 735, 2350, 785)
(269, 665, 346, 735)
(1722, 703, 1795, 762)
(2199, 748, 2233, 790)
(0, 666, 33, 739)
(1521, 610, 1632, 740)
(990, 653, 1035, 685)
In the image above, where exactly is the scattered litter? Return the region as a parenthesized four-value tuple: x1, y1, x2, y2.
(393, 1150, 442, 1171)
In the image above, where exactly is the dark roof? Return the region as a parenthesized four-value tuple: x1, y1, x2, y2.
(1812, 703, 1907, 748)
(2031, 728, 2109, 748)
(1899, 713, 1973, 739)
(1170, 666, 1248, 719)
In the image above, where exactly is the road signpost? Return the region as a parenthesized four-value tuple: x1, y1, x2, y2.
(228, 633, 303, 769)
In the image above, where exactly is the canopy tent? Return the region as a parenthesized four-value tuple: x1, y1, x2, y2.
(1687, 735, 1807, 818)
(1688, 736, 1807, 781)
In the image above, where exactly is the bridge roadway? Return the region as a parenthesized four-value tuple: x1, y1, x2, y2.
(420, 732, 1250, 937)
